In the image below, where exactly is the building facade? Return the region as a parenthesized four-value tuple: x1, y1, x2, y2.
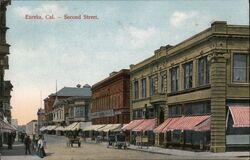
(0, 0, 12, 122)
(44, 84, 92, 127)
(26, 120, 37, 139)
(37, 108, 45, 134)
(130, 21, 249, 152)
(91, 69, 130, 125)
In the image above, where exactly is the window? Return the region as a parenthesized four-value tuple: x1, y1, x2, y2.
(184, 101, 211, 115)
(146, 108, 155, 119)
(160, 71, 167, 93)
(134, 81, 139, 99)
(184, 62, 193, 89)
(133, 109, 143, 120)
(169, 105, 182, 117)
(171, 67, 179, 92)
(149, 76, 155, 96)
(141, 78, 147, 98)
(233, 54, 247, 82)
(198, 56, 209, 86)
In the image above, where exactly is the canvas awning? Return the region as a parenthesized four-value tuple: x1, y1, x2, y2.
(55, 126, 65, 131)
(79, 122, 92, 130)
(105, 124, 123, 132)
(97, 124, 113, 132)
(0, 120, 16, 133)
(132, 119, 156, 132)
(64, 122, 79, 131)
(158, 115, 210, 132)
(229, 106, 250, 128)
(194, 117, 211, 131)
(45, 125, 57, 131)
(83, 124, 106, 131)
(122, 119, 144, 131)
(39, 126, 47, 131)
(154, 118, 177, 133)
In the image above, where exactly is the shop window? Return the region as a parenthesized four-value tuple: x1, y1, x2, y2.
(171, 67, 179, 92)
(233, 54, 247, 82)
(172, 130, 182, 143)
(185, 131, 192, 144)
(183, 62, 193, 89)
(198, 56, 210, 86)
(134, 81, 139, 99)
(141, 78, 147, 98)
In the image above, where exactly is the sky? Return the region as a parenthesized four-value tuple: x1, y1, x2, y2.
(5, 0, 249, 125)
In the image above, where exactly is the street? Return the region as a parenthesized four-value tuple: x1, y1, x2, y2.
(1, 134, 249, 160)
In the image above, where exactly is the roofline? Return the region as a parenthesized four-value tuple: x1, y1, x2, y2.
(92, 69, 130, 89)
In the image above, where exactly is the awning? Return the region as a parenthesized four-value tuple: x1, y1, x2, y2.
(47, 125, 57, 131)
(132, 119, 156, 132)
(105, 124, 123, 132)
(160, 115, 210, 132)
(0, 120, 16, 133)
(83, 124, 106, 131)
(229, 106, 250, 128)
(194, 117, 211, 131)
(122, 119, 144, 131)
(161, 117, 182, 132)
(64, 122, 79, 131)
(55, 126, 65, 131)
(39, 126, 47, 131)
(154, 118, 178, 133)
(97, 124, 113, 132)
(79, 122, 92, 130)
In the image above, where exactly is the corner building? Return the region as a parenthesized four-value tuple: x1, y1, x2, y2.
(130, 21, 249, 152)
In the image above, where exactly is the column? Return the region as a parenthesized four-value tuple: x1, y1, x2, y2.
(210, 52, 227, 152)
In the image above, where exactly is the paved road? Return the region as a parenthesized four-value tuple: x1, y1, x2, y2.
(0, 134, 249, 160)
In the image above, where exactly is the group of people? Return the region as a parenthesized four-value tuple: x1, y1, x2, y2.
(24, 134, 46, 158)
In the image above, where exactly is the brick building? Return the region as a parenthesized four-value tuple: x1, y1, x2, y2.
(91, 69, 130, 125)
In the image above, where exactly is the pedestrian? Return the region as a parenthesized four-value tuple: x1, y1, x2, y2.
(7, 133, 12, 149)
(24, 135, 31, 155)
(37, 135, 46, 158)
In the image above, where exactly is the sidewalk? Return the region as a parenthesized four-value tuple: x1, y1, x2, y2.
(0, 141, 40, 160)
(127, 144, 250, 158)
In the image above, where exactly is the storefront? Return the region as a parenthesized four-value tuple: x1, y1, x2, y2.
(226, 105, 250, 150)
(154, 115, 210, 150)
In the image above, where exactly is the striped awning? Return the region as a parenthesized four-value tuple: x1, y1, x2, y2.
(158, 115, 210, 132)
(64, 122, 79, 131)
(0, 120, 16, 133)
(122, 119, 144, 131)
(132, 119, 155, 132)
(154, 117, 178, 133)
(194, 117, 211, 131)
(97, 124, 113, 132)
(83, 124, 106, 131)
(229, 106, 250, 128)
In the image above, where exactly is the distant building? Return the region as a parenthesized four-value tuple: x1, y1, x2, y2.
(44, 84, 92, 126)
(37, 108, 45, 134)
(26, 120, 37, 139)
(91, 69, 130, 125)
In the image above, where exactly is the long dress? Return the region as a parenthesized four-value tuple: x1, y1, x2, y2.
(37, 139, 46, 158)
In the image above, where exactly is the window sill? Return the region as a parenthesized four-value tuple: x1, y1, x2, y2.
(228, 83, 250, 87)
(132, 97, 151, 103)
(167, 84, 211, 96)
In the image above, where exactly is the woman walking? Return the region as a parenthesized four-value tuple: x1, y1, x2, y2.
(37, 135, 46, 158)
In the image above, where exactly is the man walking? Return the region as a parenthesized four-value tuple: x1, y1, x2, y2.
(24, 135, 31, 155)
